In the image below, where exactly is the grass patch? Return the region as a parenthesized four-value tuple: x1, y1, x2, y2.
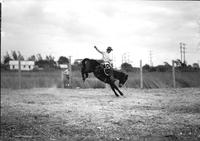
(1, 71, 200, 89)
(169, 103, 200, 114)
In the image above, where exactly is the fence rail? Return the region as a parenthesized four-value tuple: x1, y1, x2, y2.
(1, 60, 200, 89)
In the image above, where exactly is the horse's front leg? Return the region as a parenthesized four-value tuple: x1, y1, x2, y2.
(109, 80, 119, 97)
(110, 84, 119, 97)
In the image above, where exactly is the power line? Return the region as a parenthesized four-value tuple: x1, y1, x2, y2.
(121, 52, 132, 64)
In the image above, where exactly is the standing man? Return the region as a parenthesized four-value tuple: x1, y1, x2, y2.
(63, 68, 70, 87)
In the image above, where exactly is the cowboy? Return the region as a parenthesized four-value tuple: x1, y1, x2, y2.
(63, 68, 70, 87)
(94, 46, 114, 77)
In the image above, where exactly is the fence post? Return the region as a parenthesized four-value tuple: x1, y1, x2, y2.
(69, 56, 72, 88)
(172, 60, 176, 88)
(140, 60, 143, 89)
(18, 58, 21, 89)
(61, 71, 64, 88)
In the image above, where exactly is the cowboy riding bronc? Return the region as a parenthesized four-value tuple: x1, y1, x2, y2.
(94, 46, 113, 77)
(81, 46, 128, 96)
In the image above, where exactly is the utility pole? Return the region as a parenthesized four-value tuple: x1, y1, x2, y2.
(180, 42, 186, 64)
(180, 42, 183, 63)
(182, 43, 186, 64)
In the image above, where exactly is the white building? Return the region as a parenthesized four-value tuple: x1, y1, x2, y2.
(9, 61, 35, 71)
(59, 64, 68, 69)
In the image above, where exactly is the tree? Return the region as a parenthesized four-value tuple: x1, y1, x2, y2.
(121, 62, 134, 72)
(35, 54, 57, 70)
(155, 65, 167, 72)
(3, 52, 12, 64)
(28, 55, 36, 61)
(164, 62, 171, 67)
(163, 61, 172, 71)
(58, 56, 69, 64)
(175, 59, 186, 67)
(36, 54, 43, 61)
(11, 50, 18, 60)
(193, 63, 199, 69)
(46, 55, 55, 62)
(46, 55, 53, 61)
(1, 52, 12, 70)
(10, 51, 24, 60)
(35, 59, 56, 70)
(143, 64, 151, 72)
(18, 51, 24, 60)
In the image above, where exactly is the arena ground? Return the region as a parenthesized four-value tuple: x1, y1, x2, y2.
(1, 88, 200, 141)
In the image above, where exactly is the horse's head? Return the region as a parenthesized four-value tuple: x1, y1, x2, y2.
(118, 73, 128, 87)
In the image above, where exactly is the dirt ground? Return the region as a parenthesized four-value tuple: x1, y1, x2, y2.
(1, 87, 200, 141)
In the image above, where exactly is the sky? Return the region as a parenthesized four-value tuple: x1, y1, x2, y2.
(1, 0, 200, 67)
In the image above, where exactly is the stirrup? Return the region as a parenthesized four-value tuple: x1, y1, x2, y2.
(104, 68, 110, 76)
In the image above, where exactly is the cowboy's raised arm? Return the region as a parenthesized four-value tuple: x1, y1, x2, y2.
(94, 46, 103, 54)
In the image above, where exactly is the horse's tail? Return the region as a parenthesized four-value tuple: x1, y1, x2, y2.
(81, 58, 89, 82)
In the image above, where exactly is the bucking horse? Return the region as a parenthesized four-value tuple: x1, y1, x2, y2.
(81, 58, 128, 97)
